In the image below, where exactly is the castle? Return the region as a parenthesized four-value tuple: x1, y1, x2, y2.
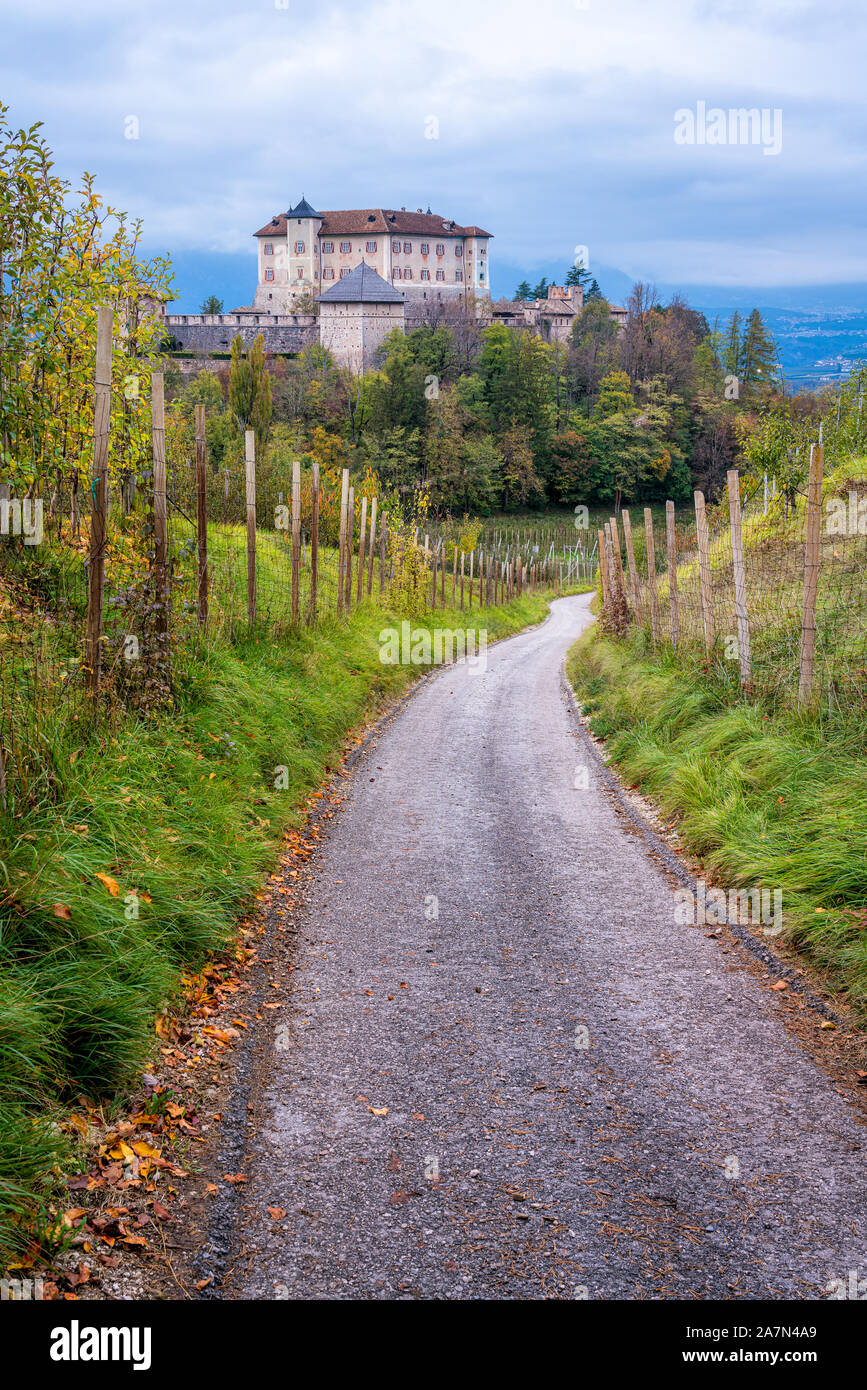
(159, 196, 624, 370)
(253, 198, 492, 312)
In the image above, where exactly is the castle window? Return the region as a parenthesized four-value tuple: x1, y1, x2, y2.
(436, 269, 445, 281)
(436, 243, 445, 255)
(295, 241, 305, 254)
(297, 268, 304, 278)
(340, 267, 351, 278)
(404, 268, 412, 279)
(479, 272, 485, 283)
(322, 267, 335, 279)
(420, 269, 430, 280)
(455, 270, 463, 281)
(264, 243, 274, 255)
(403, 242, 412, 253)
(340, 240, 351, 253)
(265, 269, 274, 281)
(322, 241, 334, 253)
(421, 242, 429, 255)
(455, 245, 462, 257)
(366, 240, 377, 253)
(393, 268, 402, 279)
(480, 246, 486, 256)
(392, 240, 400, 253)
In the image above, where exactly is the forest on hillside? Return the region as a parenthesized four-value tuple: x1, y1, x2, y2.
(167, 283, 807, 519)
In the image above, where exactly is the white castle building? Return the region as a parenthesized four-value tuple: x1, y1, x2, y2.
(252, 197, 492, 312)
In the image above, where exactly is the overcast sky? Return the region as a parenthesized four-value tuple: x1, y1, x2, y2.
(2, 0, 865, 303)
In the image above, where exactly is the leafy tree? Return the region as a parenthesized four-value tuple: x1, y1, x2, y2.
(500, 423, 544, 509)
(183, 370, 223, 412)
(229, 333, 272, 456)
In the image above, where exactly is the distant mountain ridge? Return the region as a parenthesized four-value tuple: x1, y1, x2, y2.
(159, 246, 867, 390)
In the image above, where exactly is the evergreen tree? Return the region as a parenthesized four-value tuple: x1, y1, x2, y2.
(531, 276, 549, 301)
(740, 309, 779, 395)
(586, 278, 604, 301)
(722, 311, 742, 379)
(200, 294, 224, 314)
(514, 280, 532, 301)
(566, 263, 590, 291)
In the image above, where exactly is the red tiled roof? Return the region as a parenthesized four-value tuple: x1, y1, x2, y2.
(254, 208, 492, 239)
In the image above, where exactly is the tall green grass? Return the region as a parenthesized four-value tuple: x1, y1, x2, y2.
(567, 628, 867, 1010)
(0, 585, 549, 1253)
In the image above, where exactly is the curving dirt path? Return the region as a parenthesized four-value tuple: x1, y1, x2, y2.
(218, 594, 867, 1300)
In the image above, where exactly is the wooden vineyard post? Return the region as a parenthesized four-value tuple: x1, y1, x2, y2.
(431, 540, 438, 610)
(356, 495, 367, 603)
(644, 508, 660, 643)
(798, 442, 824, 707)
(608, 515, 627, 610)
(694, 489, 714, 654)
(597, 528, 608, 613)
(86, 306, 112, 691)
(194, 404, 208, 628)
(726, 469, 751, 686)
(242, 429, 257, 627)
(460, 551, 465, 610)
(469, 551, 474, 609)
(337, 467, 349, 614)
(291, 458, 301, 623)
(310, 460, 320, 621)
(366, 496, 377, 596)
(344, 485, 354, 609)
(665, 500, 679, 649)
(379, 514, 386, 593)
(152, 372, 171, 674)
(452, 543, 458, 607)
(621, 509, 642, 624)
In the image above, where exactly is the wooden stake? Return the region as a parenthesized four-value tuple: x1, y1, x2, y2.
(798, 443, 824, 707)
(366, 496, 377, 596)
(245, 429, 257, 626)
(608, 515, 627, 608)
(356, 495, 367, 603)
(310, 460, 320, 621)
(665, 500, 679, 649)
(195, 404, 208, 628)
(86, 306, 112, 691)
(621, 509, 642, 623)
(379, 513, 386, 592)
(344, 486, 355, 608)
(597, 528, 608, 612)
(644, 508, 659, 643)
(460, 550, 465, 610)
(337, 467, 349, 614)
(694, 489, 714, 654)
(291, 458, 301, 623)
(726, 469, 751, 685)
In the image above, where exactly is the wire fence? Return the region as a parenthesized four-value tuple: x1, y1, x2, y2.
(600, 450, 867, 717)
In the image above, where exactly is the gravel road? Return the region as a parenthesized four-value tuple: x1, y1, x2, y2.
(222, 594, 867, 1300)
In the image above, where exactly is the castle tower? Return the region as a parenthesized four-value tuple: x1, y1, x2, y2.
(285, 196, 322, 303)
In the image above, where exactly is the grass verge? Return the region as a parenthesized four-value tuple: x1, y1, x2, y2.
(0, 588, 549, 1254)
(566, 626, 867, 1014)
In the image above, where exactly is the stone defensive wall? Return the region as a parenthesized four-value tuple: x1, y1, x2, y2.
(162, 312, 319, 354)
